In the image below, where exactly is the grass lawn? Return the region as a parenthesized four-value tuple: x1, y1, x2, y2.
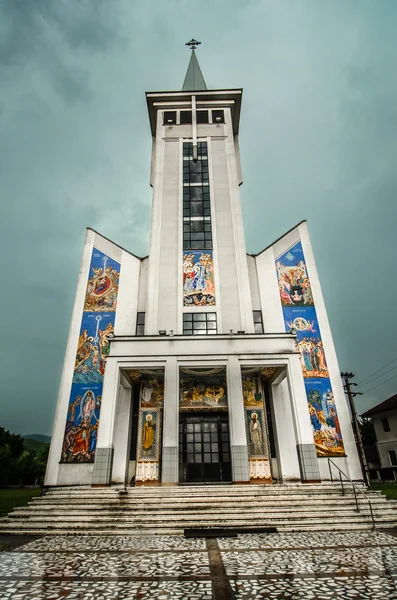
(370, 483, 397, 500)
(0, 488, 42, 517)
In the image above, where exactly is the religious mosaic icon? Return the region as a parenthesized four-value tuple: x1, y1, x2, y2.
(137, 408, 161, 461)
(183, 251, 215, 306)
(306, 381, 344, 457)
(62, 248, 120, 463)
(180, 378, 227, 410)
(62, 386, 102, 463)
(73, 316, 114, 384)
(140, 378, 164, 408)
(276, 241, 345, 457)
(276, 253, 313, 307)
(243, 377, 264, 407)
(84, 252, 120, 312)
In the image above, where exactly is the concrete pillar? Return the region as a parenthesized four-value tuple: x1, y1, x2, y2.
(111, 374, 132, 484)
(271, 375, 301, 481)
(227, 355, 249, 483)
(92, 358, 119, 486)
(161, 357, 179, 483)
(286, 355, 321, 482)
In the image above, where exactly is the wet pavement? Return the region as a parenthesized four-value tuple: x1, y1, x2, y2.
(0, 531, 396, 599)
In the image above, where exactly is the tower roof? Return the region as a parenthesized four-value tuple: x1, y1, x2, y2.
(182, 49, 207, 91)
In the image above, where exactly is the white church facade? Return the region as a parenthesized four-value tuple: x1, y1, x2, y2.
(45, 44, 362, 488)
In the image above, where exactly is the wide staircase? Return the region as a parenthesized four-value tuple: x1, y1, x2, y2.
(1, 483, 397, 535)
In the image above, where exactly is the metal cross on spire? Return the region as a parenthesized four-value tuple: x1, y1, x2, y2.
(182, 39, 207, 91)
(186, 39, 201, 51)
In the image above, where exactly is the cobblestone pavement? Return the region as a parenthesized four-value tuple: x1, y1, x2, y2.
(0, 531, 396, 599)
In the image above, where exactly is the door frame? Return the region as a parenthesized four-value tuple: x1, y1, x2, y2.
(179, 412, 232, 484)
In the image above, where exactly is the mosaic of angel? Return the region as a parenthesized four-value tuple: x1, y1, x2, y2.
(183, 252, 215, 306)
(140, 379, 164, 408)
(84, 265, 119, 312)
(297, 337, 328, 378)
(286, 317, 316, 333)
(276, 259, 313, 307)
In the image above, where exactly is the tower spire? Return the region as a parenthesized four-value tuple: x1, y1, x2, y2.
(182, 39, 207, 91)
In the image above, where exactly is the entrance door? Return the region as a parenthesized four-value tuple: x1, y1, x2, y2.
(179, 413, 232, 483)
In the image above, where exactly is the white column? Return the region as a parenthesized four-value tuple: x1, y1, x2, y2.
(286, 354, 321, 482)
(161, 357, 179, 483)
(111, 375, 132, 484)
(227, 355, 249, 482)
(271, 377, 301, 481)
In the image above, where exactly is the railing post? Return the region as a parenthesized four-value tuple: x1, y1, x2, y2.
(328, 458, 333, 483)
(327, 458, 375, 529)
(353, 483, 359, 511)
(369, 500, 376, 530)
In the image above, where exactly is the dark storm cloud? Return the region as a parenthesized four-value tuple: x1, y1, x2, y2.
(1, 0, 396, 435)
(0, 0, 123, 103)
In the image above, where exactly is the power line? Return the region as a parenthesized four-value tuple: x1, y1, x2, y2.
(361, 373, 397, 394)
(359, 364, 397, 391)
(357, 357, 397, 386)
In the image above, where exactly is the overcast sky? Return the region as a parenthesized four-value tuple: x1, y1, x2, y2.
(1, 0, 397, 436)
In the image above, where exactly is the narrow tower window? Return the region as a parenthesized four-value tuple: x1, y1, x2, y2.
(183, 141, 212, 250)
(253, 310, 264, 333)
(136, 312, 145, 335)
(382, 418, 391, 432)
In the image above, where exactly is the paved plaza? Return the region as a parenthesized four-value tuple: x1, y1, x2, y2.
(0, 531, 396, 599)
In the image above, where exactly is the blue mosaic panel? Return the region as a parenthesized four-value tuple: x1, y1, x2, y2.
(183, 250, 215, 306)
(61, 248, 120, 463)
(276, 241, 344, 457)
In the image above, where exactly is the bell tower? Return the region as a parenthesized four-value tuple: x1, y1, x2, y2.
(145, 40, 254, 337)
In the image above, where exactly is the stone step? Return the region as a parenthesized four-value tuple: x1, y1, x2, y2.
(9, 503, 394, 515)
(7, 512, 394, 525)
(0, 516, 391, 533)
(0, 524, 383, 536)
(46, 483, 366, 491)
(43, 487, 377, 496)
(26, 497, 387, 510)
(1, 483, 394, 537)
(39, 490, 381, 502)
(29, 492, 387, 504)
(44, 486, 369, 497)
(13, 499, 394, 513)
(2, 508, 392, 523)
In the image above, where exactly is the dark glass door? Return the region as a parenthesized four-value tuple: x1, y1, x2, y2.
(179, 413, 232, 483)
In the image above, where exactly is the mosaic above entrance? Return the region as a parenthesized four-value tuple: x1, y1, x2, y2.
(276, 241, 344, 457)
(179, 368, 227, 411)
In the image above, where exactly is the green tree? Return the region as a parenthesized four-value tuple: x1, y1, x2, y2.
(0, 427, 49, 486)
(358, 417, 377, 445)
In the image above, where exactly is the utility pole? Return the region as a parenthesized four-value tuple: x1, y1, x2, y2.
(341, 372, 370, 486)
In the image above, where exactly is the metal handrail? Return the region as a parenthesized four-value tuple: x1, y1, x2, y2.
(328, 458, 376, 529)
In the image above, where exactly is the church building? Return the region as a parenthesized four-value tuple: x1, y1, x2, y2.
(45, 41, 362, 488)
